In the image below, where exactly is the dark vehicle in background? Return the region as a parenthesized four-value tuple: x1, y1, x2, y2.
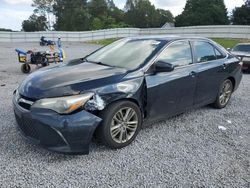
(229, 43, 250, 72)
(40, 36, 55, 46)
(13, 36, 242, 154)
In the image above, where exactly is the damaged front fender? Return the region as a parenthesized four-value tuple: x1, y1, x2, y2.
(84, 74, 146, 113)
(85, 94, 106, 111)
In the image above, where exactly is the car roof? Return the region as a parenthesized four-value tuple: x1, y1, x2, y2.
(127, 35, 211, 42)
(126, 35, 228, 54)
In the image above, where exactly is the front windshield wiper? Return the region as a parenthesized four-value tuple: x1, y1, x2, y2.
(82, 57, 89, 62)
(96, 62, 115, 67)
(85, 59, 115, 68)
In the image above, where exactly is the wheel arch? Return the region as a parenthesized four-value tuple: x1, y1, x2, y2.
(102, 97, 143, 116)
(226, 76, 236, 91)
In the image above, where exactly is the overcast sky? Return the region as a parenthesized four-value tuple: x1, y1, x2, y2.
(0, 0, 245, 31)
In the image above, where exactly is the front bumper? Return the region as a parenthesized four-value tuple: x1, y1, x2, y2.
(13, 96, 102, 154)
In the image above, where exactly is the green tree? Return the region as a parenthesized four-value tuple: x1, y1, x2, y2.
(231, 0, 250, 25)
(53, 0, 90, 31)
(28, 0, 174, 31)
(88, 0, 129, 30)
(88, 0, 108, 19)
(125, 0, 173, 28)
(175, 0, 229, 26)
(91, 17, 105, 30)
(106, 0, 128, 28)
(32, 0, 54, 13)
(88, 0, 108, 30)
(154, 9, 174, 27)
(108, 6, 125, 23)
(125, 0, 155, 28)
(22, 14, 48, 31)
(32, 0, 55, 30)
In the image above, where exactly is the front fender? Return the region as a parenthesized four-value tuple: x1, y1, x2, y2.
(85, 76, 146, 114)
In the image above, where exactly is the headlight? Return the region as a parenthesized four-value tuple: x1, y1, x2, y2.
(32, 93, 94, 114)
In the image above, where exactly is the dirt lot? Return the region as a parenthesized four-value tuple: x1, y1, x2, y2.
(0, 42, 249, 187)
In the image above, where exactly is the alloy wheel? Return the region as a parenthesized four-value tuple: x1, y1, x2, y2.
(219, 80, 233, 106)
(110, 107, 139, 144)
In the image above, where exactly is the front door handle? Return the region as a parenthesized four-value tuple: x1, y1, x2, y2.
(189, 71, 197, 77)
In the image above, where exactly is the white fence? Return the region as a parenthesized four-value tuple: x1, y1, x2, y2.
(0, 25, 250, 42)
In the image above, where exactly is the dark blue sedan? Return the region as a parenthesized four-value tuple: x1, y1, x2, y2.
(13, 36, 242, 154)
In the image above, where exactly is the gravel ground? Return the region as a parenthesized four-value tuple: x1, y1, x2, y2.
(0, 42, 250, 187)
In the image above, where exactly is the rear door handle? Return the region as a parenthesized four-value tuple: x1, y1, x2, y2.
(189, 71, 197, 77)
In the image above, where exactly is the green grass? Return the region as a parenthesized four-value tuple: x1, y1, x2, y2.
(211, 38, 243, 48)
(88, 38, 250, 49)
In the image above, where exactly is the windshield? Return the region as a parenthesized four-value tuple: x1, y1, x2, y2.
(86, 39, 165, 70)
(232, 44, 250, 52)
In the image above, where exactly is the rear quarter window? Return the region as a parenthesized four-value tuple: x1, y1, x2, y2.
(194, 41, 216, 62)
(194, 41, 226, 62)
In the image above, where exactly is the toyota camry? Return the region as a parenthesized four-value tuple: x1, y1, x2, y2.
(13, 36, 242, 154)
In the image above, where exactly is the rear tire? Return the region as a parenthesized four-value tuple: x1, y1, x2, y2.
(96, 100, 142, 149)
(21, 64, 31, 74)
(213, 79, 233, 109)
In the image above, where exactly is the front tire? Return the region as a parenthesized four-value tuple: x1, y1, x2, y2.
(21, 64, 31, 73)
(213, 79, 233, 109)
(97, 101, 142, 149)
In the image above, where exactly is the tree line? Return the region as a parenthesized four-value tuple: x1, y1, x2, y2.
(231, 0, 250, 25)
(176, 0, 250, 26)
(21, 0, 250, 32)
(22, 0, 174, 31)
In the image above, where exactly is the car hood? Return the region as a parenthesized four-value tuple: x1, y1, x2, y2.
(231, 51, 250, 57)
(19, 59, 127, 99)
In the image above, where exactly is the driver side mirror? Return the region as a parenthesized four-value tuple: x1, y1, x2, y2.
(154, 60, 175, 73)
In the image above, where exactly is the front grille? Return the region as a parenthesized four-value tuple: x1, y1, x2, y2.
(15, 114, 39, 140)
